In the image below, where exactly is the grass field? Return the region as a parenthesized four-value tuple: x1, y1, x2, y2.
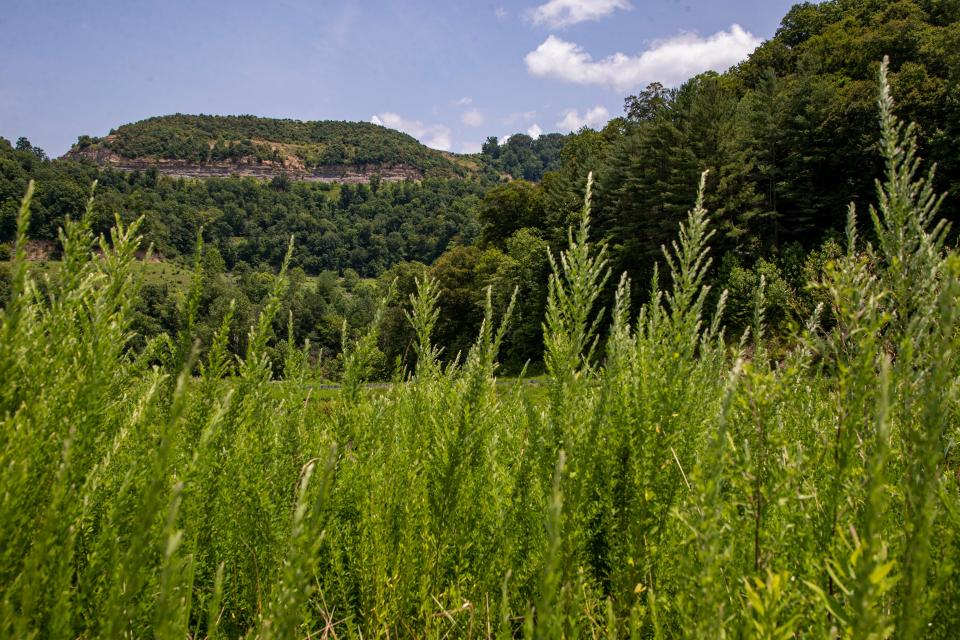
(0, 258, 195, 289)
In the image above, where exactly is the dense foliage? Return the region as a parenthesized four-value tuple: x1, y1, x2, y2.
(0, 138, 483, 274)
(481, 132, 569, 181)
(596, 0, 960, 270)
(2, 0, 958, 377)
(435, 0, 960, 360)
(2, 66, 959, 637)
(76, 114, 467, 176)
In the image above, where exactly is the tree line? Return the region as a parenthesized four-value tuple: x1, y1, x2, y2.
(392, 0, 959, 372)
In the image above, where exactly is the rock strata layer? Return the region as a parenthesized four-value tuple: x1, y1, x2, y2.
(64, 147, 423, 183)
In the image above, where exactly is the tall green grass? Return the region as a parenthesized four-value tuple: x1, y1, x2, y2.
(1, 59, 958, 638)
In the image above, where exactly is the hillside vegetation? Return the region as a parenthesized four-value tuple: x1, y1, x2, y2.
(3, 0, 958, 379)
(481, 132, 569, 182)
(71, 114, 468, 177)
(415, 0, 960, 369)
(1, 137, 485, 273)
(1, 64, 959, 636)
(2, 0, 956, 383)
(65, 114, 573, 184)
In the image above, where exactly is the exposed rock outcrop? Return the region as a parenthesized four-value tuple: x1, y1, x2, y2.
(63, 147, 424, 184)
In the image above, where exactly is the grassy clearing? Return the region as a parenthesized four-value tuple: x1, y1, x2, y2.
(0, 258, 195, 289)
(1, 62, 959, 638)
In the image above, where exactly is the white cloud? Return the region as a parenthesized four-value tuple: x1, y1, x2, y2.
(525, 24, 761, 92)
(527, 123, 543, 139)
(556, 105, 610, 131)
(494, 7, 508, 20)
(461, 109, 485, 127)
(452, 96, 473, 106)
(527, 0, 630, 29)
(370, 112, 453, 151)
(426, 130, 453, 151)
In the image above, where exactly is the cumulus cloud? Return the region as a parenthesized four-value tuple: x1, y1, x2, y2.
(527, 0, 630, 29)
(494, 7, 508, 20)
(556, 105, 610, 131)
(452, 96, 473, 106)
(461, 109, 485, 127)
(426, 131, 453, 151)
(525, 24, 761, 91)
(527, 123, 543, 139)
(370, 112, 452, 151)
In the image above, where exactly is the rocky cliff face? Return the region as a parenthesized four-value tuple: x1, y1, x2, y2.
(64, 147, 424, 184)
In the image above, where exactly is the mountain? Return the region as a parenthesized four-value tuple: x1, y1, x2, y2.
(63, 114, 480, 183)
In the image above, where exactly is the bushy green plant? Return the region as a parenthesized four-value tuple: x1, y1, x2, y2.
(720, 255, 793, 335)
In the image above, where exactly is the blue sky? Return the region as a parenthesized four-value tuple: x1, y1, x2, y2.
(1, 0, 800, 157)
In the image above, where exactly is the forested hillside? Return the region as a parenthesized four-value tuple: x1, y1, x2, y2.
(2, 0, 958, 374)
(64, 115, 570, 184)
(594, 0, 960, 273)
(410, 0, 960, 369)
(69, 114, 470, 177)
(1, 137, 484, 274)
